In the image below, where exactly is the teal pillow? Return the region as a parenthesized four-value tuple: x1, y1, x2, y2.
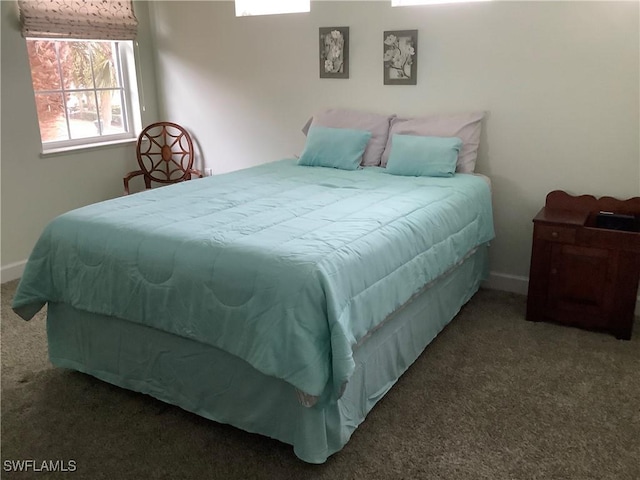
(298, 126, 372, 170)
(385, 134, 463, 177)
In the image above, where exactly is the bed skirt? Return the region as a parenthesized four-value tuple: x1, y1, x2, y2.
(46, 244, 489, 464)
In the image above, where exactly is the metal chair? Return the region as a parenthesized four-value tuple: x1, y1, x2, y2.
(123, 122, 203, 194)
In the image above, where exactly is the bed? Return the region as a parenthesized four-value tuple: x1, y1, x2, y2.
(13, 110, 494, 463)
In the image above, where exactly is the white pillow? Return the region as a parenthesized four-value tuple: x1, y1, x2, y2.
(380, 112, 485, 173)
(302, 109, 395, 167)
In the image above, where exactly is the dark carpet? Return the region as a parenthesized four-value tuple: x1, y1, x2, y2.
(1, 279, 638, 480)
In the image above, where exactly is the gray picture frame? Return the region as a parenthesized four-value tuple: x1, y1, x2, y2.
(383, 29, 418, 85)
(319, 27, 349, 79)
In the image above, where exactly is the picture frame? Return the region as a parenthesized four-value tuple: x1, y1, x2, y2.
(383, 30, 418, 85)
(319, 27, 349, 79)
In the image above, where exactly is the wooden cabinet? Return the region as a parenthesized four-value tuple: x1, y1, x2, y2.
(526, 191, 640, 339)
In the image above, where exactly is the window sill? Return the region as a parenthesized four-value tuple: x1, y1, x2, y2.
(41, 137, 138, 157)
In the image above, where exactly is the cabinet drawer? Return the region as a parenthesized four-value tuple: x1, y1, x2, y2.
(535, 224, 576, 243)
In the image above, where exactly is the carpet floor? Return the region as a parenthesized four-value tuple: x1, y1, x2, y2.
(1, 279, 638, 480)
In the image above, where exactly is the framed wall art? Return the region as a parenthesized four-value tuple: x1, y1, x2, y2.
(319, 27, 349, 79)
(383, 30, 418, 85)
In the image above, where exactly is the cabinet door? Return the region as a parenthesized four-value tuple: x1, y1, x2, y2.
(546, 244, 617, 328)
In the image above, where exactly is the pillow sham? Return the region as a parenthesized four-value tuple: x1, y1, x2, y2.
(385, 135, 462, 177)
(297, 126, 372, 170)
(302, 108, 395, 167)
(380, 111, 484, 173)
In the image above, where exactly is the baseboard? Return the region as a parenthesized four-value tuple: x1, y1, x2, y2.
(482, 271, 529, 296)
(483, 271, 640, 316)
(1, 260, 27, 284)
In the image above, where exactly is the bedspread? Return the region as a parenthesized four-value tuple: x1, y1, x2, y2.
(13, 159, 494, 403)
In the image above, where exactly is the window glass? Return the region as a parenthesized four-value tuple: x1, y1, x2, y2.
(392, 0, 491, 5)
(235, 0, 310, 16)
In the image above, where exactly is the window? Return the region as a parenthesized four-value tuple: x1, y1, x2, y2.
(392, 0, 492, 5)
(235, 0, 310, 17)
(26, 38, 141, 153)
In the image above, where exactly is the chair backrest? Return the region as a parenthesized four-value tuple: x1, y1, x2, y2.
(136, 122, 196, 187)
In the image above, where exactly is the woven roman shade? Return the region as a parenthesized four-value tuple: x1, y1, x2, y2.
(19, 0, 138, 40)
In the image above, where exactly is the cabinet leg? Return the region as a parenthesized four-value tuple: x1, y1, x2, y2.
(614, 330, 632, 341)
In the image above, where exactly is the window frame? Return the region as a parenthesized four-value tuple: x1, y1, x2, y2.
(26, 37, 142, 155)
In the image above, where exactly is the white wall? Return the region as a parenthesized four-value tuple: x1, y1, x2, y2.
(149, 0, 639, 288)
(1, 1, 160, 280)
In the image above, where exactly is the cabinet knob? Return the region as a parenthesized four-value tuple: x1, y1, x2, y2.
(551, 231, 559, 238)
(551, 268, 557, 275)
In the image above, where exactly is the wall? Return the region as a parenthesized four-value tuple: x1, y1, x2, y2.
(0, 0, 160, 280)
(148, 0, 639, 290)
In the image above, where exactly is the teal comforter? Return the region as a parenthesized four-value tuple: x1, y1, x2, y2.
(13, 159, 494, 403)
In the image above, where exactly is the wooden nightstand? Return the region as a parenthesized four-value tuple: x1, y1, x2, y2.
(526, 191, 640, 339)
